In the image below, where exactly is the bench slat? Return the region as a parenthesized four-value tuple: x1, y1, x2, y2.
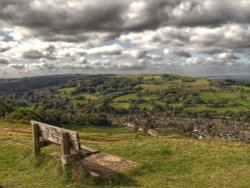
(40, 131, 80, 150)
(31, 121, 79, 142)
(79, 145, 100, 157)
(31, 121, 98, 156)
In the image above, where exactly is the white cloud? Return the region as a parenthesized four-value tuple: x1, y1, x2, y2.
(84, 44, 124, 56)
(0, 0, 249, 77)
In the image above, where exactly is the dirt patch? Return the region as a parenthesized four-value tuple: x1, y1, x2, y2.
(0, 127, 31, 135)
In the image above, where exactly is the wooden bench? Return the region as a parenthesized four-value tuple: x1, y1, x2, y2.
(31, 121, 99, 169)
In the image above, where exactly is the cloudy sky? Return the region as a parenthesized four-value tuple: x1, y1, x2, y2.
(0, 0, 249, 78)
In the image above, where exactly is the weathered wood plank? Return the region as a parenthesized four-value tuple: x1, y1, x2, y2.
(79, 145, 100, 157)
(39, 131, 80, 150)
(31, 121, 79, 142)
(61, 132, 71, 155)
(31, 120, 101, 171)
(31, 120, 80, 151)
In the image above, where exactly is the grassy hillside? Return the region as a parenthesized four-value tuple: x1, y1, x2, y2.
(1, 121, 250, 188)
(0, 75, 82, 95)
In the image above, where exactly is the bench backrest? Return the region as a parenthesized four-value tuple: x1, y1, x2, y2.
(31, 121, 80, 151)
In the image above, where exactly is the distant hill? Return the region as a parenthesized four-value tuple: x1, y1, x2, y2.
(0, 74, 82, 95)
(207, 75, 250, 82)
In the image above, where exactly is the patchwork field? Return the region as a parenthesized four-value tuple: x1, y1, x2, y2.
(114, 94, 139, 102)
(199, 92, 240, 101)
(186, 105, 249, 113)
(53, 75, 250, 115)
(139, 84, 169, 91)
(111, 102, 131, 109)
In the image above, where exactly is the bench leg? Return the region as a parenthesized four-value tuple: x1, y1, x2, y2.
(61, 132, 71, 170)
(32, 123, 41, 158)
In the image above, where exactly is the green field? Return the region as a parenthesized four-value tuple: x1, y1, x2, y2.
(58, 87, 77, 94)
(139, 84, 169, 91)
(180, 79, 210, 91)
(169, 103, 183, 108)
(0, 121, 250, 188)
(143, 75, 162, 80)
(199, 92, 219, 101)
(70, 100, 88, 105)
(233, 100, 250, 109)
(230, 85, 250, 91)
(58, 87, 77, 95)
(186, 104, 248, 113)
(142, 95, 158, 101)
(111, 102, 130, 109)
(199, 92, 240, 101)
(138, 103, 153, 111)
(77, 94, 100, 100)
(53, 75, 250, 114)
(114, 94, 139, 102)
(215, 93, 240, 100)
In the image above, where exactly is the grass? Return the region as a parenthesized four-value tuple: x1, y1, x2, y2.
(185, 104, 248, 113)
(199, 92, 219, 101)
(215, 93, 240, 100)
(77, 94, 100, 100)
(199, 92, 240, 101)
(138, 103, 153, 111)
(169, 103, 183, 108)
(110, 102, 130, 109)
(114, 94, 158, 103)
(70, 100, 89, 105)
(143, 75, 162, 80)
(230, 85, 250, 91)
(183, 79, 210, 91)
(142, 95, 158, 101)
(233, 100, 250, 109)
(0, 121, 250, 187)
(114, 94, 139, 102)
(58, 87, 77, 95)
(139, 84, 168, 91)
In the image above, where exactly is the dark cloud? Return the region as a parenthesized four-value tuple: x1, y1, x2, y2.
(0, 46, 11, 53)
(22, 50, 44, 59)
(8, 63, 24, 69)
(175, 50, 191, 57)
(170, 1, 250, 27)
(22, 49, 56, 60)
(0, 0, 249, 77)
(0, 0, 249, 42)
(0, 58, 9, 64)
(202, 49, 226, 55)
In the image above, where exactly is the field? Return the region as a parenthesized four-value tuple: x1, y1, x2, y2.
(0, 121, 250, 188)
(199, 92, 240, 101)
(186, 105, 249, 113)
(52, 75, 250, 115)
(77, 94, 100, 101)
(70, 99, 88, 105)
(139, 84, 169, 91)
(111, 102, 130, 109)
(233, 100, 250, 109)
(58, 87, 77, 97)
(138, 103, 153, 111)
(230, 85, 250, 91)
(114, 94, 139, 102)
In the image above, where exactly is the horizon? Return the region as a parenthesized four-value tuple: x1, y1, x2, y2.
(0, 0, 249, 78)
(1, 73, 250, 80)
